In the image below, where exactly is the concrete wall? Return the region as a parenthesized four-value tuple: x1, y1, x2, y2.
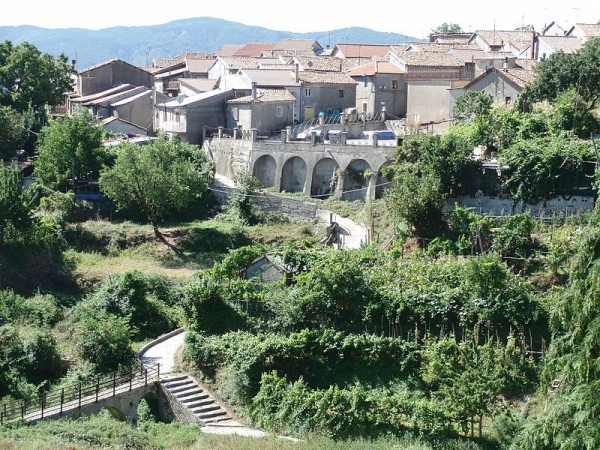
(446, 195, 596, 216)
(228, 102, 294, 131)
(453, 71, 522, 108)
(79, 60, 153, 96)
(299, 84, 357, 121)
(406, 80, 453, 124)
(355, 73, 407, 118)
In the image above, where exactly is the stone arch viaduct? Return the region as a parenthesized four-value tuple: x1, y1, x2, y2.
(204, 128, 397, 202)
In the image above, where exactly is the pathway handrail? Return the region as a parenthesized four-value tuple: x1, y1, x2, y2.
(0, 362, 160, 425)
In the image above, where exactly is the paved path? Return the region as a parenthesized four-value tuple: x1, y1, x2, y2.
(316, 209, 368, 249)
(139, 330, 186, 375)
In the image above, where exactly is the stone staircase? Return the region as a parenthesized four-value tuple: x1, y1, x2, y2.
(161, 375, 232, 425)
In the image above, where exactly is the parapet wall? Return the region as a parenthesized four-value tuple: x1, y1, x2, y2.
(446, 195, 596, 216)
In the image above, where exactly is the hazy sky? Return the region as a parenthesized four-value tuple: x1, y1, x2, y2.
(2, 1, 599, 39)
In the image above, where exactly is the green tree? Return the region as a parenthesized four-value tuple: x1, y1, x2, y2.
(435, 23, 463, 33)
(526, 37, 600, 111)
(384, 165, 446, 238)
(76, 313, 135, 373)
(34, 108, 107, 190)
(0, 106, 28, 160)
(0, 41, 74, 114)
(502, 134, 594, 205)
(0, 164, 35, 245)
(99, 136, 211, 239)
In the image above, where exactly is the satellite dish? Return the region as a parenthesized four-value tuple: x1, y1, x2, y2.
(307, 61, 313, 67)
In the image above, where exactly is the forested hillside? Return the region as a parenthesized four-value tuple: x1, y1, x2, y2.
(0, 17, 416, 69)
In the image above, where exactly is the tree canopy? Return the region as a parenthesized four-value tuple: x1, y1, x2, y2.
(0, 40, 74, 114)
(526, 37, 600, 111)
(99, 136, 213, 238)
(34, 108, 108, 190)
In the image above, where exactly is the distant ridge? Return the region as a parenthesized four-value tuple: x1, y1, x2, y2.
(0, 17, 419, 70)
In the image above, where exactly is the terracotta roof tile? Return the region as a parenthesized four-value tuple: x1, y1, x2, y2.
(234, 42, 276, 57)
(220, 56, 261, 70)
(390, 48, 464, 67)
(274, 39, 320, 52)
(346, 61, 404, 76)
(185, 58, 216, 73)
(228, 88, 296, 103)
(575, 23, 600, 38)
(406, 42, 481, 52)
(241, 69, 298, 86)
(538, 36, 583, 54)
(217, 45, 246, 56)
(174, 52, 216, 60)
(335, 44, 393, 58)
(475, 29, 535, 51)
(297, 71, 357, 85)
(179, 78, 220, 92)
(294, 56, 345, 72)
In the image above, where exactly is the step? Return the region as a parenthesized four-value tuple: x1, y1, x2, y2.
(168, 382, 197, 394)
(162, 378, 193, 389)
(191, 404, 220, 414)
(184, 398, 213, 409)
(161, 375, 188, 384)
(180, 393, 210, 404)
(174, 387, 204, 398)
(197, 410, 228, 420)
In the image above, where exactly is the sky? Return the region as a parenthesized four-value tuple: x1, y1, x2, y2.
(2, 1, 600, 40)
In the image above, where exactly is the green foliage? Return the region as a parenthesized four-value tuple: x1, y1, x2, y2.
(99, 136, 212, 237)
(75, 313, 135, 373)
(502, 134, 594, 205)
(224, 171, 264, 225)
(549, 88, 600, 138)
(0, 164, 36, 245)
(453, 91, 493, 120)
(527, 37, 600, 111)
(0, 325, 66, 399)
(0, 40, 74, 114)
(34, 108, 107, 190)
(182, 274, 246, 335)
(0, 105, 28, 159)
(436, 23, 463, 33)
(82, 270, 179, 339)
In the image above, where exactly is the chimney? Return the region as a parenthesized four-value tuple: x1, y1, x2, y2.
(295, 63, 299, 83)
(503, 57, 508, 71)
(251, 82, 257, 101)
(531, 32, 537, 60)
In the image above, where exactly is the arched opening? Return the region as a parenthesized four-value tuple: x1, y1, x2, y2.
(280, 156, 307, 193)
(311, 157, 339, 199)
(252, 155, 276, 188)
(137, 391, 161, 424)
(342, 159, 371, 201)
(376, 161, 394, 199)
(104, 405, 128, 422)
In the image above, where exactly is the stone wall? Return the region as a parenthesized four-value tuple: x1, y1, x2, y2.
(210, 186, 317, 221)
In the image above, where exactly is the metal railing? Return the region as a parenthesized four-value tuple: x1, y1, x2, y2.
(0, 362, 160, 425)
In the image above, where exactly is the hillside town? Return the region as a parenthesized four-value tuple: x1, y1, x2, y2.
(59, 20, 600, 216)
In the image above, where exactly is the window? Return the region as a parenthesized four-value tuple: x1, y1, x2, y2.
(392, 79, 399, 90)
(338, 89, 344, 98)
(363, 76, 369, 87)
(276, 106, 283, 117)
(305, 88, 311, 97)
(362, 102, 368, 113)
(505, 96, 512, 105)
(175, 112, 180, 123)
(162, 110, 167, 121)
(232, 106, 239, 121)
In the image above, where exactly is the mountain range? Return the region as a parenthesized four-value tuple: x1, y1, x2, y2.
(0, 17, 419, 70)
